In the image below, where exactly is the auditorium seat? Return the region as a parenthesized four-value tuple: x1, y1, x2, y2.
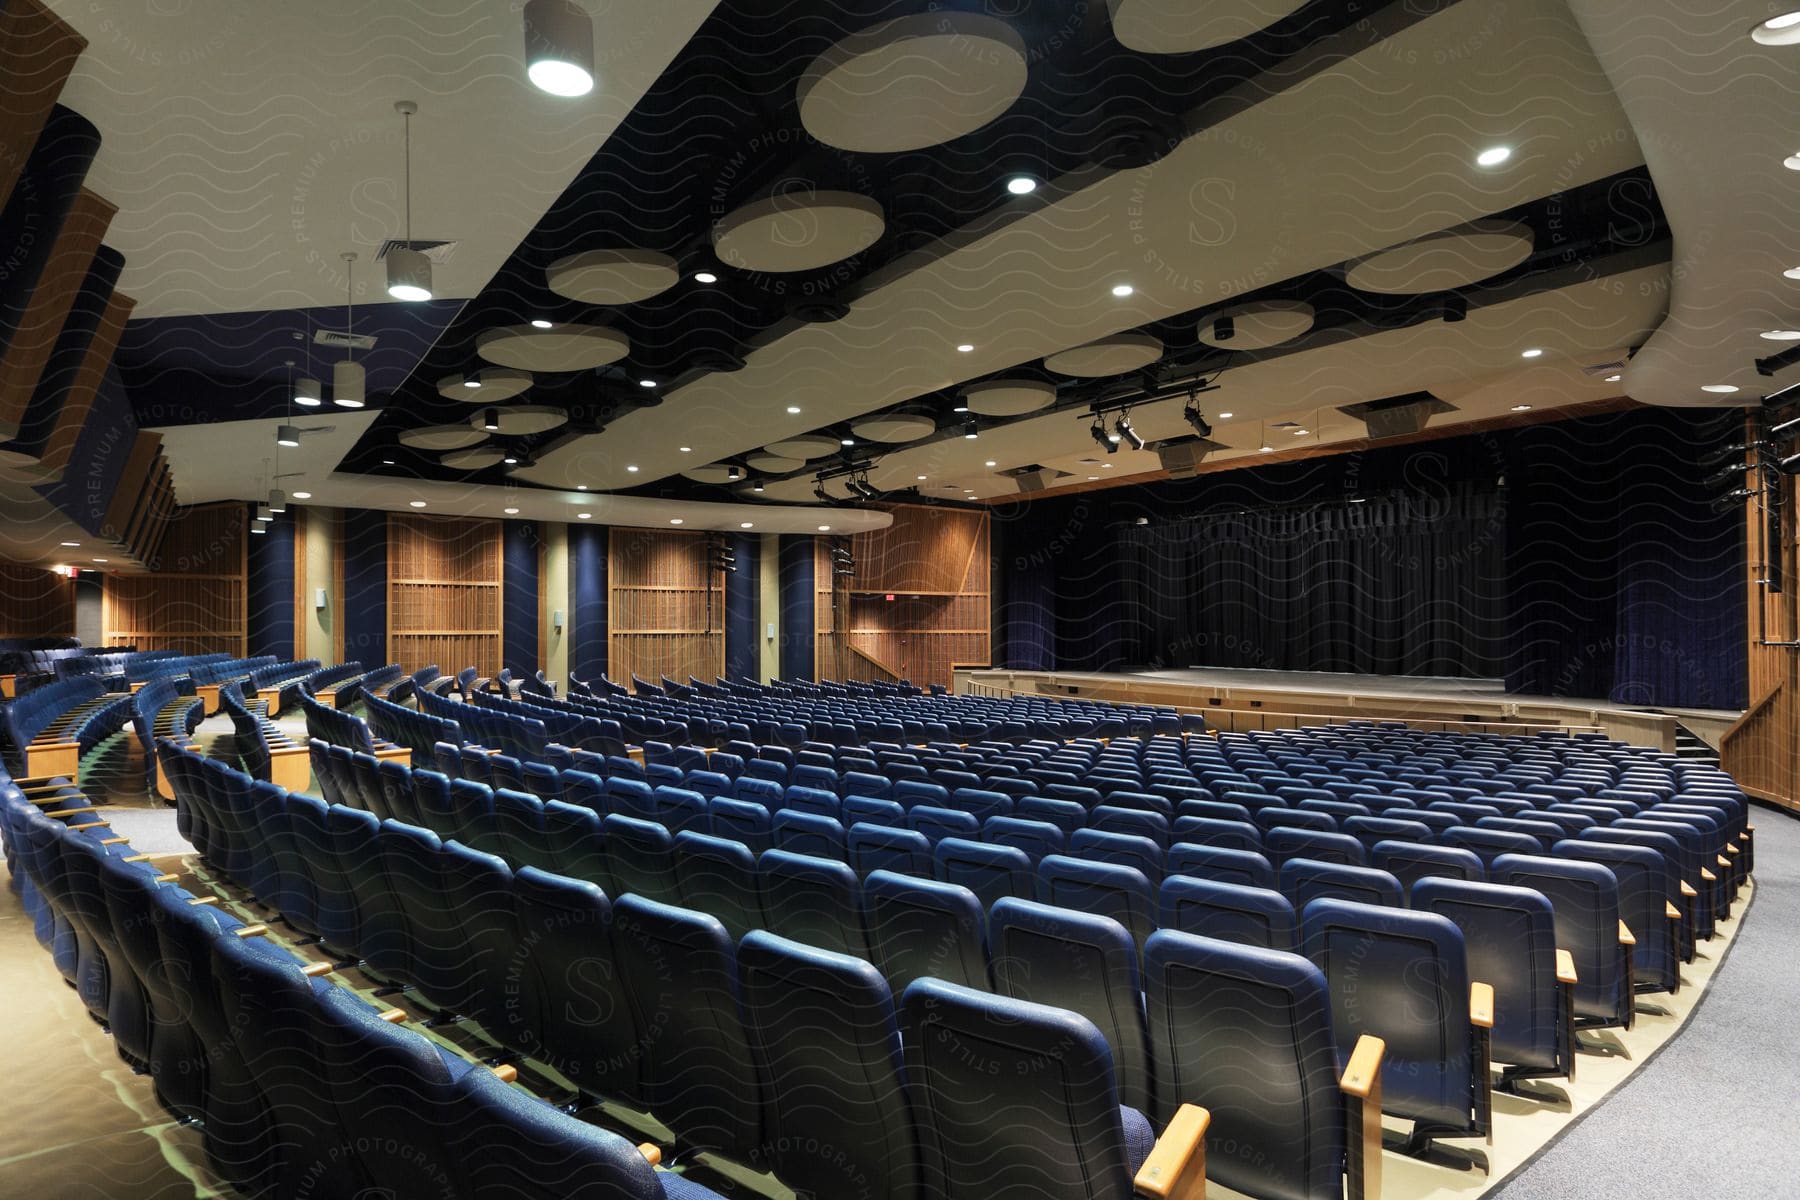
(848, 822, 933, 878)
(759, 849, 871, 960)
(706, 796, 773, 854)
(932, 837, 1033, 908)
(438, 840, 525, 1040)
(1068, 828, 1164, 883)
(1266, 827, 1366, 868)
(673, 831, 764, 943)
(898, 978, 1206, 1200)
(862, 870, 990, 993)
(1158, 875, 1297, 951)
(1301, 899, 1493, 1162)
(1371, 841, 1485, 894)
(1281, 859, 1404, 911)
(1142, 930, 1384, 1200)
(1036, 855, 1157, 952)
(602, 814, 682, 906)
(1412, 877, 1577, 1092)
(1491, 854, 1635, 1031)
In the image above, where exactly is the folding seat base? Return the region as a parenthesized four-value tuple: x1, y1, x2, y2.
(1387, 1124, 1491, 1175)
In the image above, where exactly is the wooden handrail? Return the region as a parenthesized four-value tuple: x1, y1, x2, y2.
(1720, 681, 1782, 752)
(846, 643, 903, 684)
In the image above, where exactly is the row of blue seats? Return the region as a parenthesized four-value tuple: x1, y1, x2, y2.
(0, 768, 731, 1200)
(1, 674, 134, 776)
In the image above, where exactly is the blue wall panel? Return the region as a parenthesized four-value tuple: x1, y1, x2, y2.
(570, 524, 608, 683)
(724, 532, 760, 682)
(778, 535, 814, 682)
(502, 519, 540, 673)
(342, 508, 387, 667)
(246, 514, 295, 661)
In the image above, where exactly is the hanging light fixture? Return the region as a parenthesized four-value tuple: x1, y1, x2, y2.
(386, 101, 433, 301)
(480, 407, 501, 432)
(276, 424, 302, 448)
(523, 0, 596, 97)
(255, 504, 273, 523)
(268, 489, 287, 514)
(335, 251, 366, 407)
(295, 316, 321, 405)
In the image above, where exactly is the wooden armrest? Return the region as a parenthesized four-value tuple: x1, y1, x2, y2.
(301, 962, 334, 978)
(1716, 856, 1731, 869)
(636, 1143, 662, 1167)
(1555, 949, 1577, 986)
(234, 924, 269, 939)
(489, 1064, 518, 1084)
(1469, 981, 1495, 1029)
(153, 874, 180, 884)
(43, 807, 99, 819)
(377, 1008, 408, 1024)
(1339, 1034, 1385, 1099)
(1134, 1103, 1209, 1200)
(99, 837, 128, 846)
(1618, 920, 1636, 947)
(1725, 844, 1740, 856)
(1701, 868, 1717, 882)
(1679, 880, 1697, 898)
(188, 896, 220, 906)
(1665, 901, 1681, 921)
(68, 821, 109, 832)
(122, 854, 153, 863)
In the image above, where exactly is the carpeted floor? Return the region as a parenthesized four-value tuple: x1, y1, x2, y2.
(1493, 804, 1799, 1200)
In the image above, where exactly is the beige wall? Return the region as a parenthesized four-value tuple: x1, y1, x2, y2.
(299, 506, 337, 663)
(758, 532, 780, 683)
(542, 521, 570, 687)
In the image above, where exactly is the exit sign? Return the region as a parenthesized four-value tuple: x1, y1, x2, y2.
(884, 593, 895, 602)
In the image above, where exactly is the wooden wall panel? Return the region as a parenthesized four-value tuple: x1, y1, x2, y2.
(0, 188, 117, 438)
(39, 289, 134, 478)
(101, 503, 247, 655)
(609, 528, 724, 685)
(0, 562, 76, 638)
(814, 505, 991, 688)
(387, 515, 503, 678)
(0, 1, 87, 212)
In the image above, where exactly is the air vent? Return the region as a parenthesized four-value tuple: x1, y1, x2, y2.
(375, 238, 457, 264)
(1581, 359, 1629, 377)
(314, 329, 378, 351)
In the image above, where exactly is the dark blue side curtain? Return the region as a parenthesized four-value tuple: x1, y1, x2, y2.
(778, 535, 814, 682)
(247, 515, 296, 661)
(724, 533, 760, 682)
(999, 408, 1746, 710)
(569, 524, 607, 683)
(502, 520, 540, 675)
(342, 508, 387, 666)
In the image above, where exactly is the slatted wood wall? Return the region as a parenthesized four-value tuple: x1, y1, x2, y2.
(0, 562, 76, 638)
(101, 503, 247, 655)
(1722, 428, 1799, 813)
(387, 514, 503, 678)
(815, 505, 991, 689)
(609, 528, 724, 686)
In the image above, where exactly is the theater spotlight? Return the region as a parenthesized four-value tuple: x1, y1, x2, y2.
(814, 482, 831, 502)
(1213, 316, 1235, 342)
(1771, 414, 1800, 440)
(1183, 405, 1213, 438)
(1090, 419, 1113, 452)
(1116, 414, 1145, 451)
(1782, 454, 1800, 475)
(1707, 460, 1750, 482)
(1441, 294, 1468, 323)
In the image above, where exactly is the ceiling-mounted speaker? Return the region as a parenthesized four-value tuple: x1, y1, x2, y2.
(1338, 392, 1456, 439)
(1001, 464, 1067, 493)
(1154, 437, 1229, 479)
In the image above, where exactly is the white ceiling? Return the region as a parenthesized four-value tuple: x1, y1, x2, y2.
(519, 0, 1647, 497)
(45, 0, 721, 317)
(757, 265, 1670, 502)
(1567, 0, 1800, 408)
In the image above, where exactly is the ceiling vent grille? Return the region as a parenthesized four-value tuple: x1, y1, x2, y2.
(374, 238, 457, 264)
(313, 329, 378, 350)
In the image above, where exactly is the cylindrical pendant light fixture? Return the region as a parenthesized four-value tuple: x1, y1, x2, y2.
(276, 424, 301, 448)
(386, 100, 432, 301)
(335, 251, 367, 407)
(255, 504, 273, 523)
(294, 376, 322, 406)
(269, 488, 287, 514)
(524, 0, 595, 96)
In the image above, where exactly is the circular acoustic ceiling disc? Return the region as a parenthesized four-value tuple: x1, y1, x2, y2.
(475, 323, 630, 372)
(796, 13, 1028, 154)
(546, 248, 680, 305)
(747, 452, 805, 473)
(1106, 0, 1311, 54)
(436, 367, 533, 403)
(1197, 299, 1316, 350)
(399, 424, 490, 451)
(683, 465, 741, 485)
(1043, 333, 1164, 377)
(1345, 219, 1534, 295)
(850, 414, 937, 443)
(764, 435, 842, 460)
(467, 405, 568, 436)
(962, 378, 1057, 417)
(713, 191, 885, 273)
(441, 446, 506, 470)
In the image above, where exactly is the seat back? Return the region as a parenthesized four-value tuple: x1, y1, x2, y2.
(1035, 854, 1156, 951)
(447, 1067, 665, 1199)
(862, 870, 989, 993)
(1143, 931, 1346, 1200)
(758, 849, 870, 960)
(1491, 853, 1631, 1026)
(849, 823, 934, 879)
(673, 831, 764, 943)
(1372, 840, 1485, 894)
(600, 814, 681, 906)
(1165, 842, 1275, 890)
(1553, 838, 1678, 992)
(932, 837, 1032, 908)
(987, 896, 1151, 1115)
(1412, 877, 1564, 1071)
(738, 932, 921, 1200)
(1158, 874, 1297, 951)
(1280, 858, 1403, 911)
(899, 978, 1136, 1200)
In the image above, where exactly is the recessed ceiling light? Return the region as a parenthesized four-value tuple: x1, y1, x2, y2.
(916, 475, 927, 481)
(1087, 475, 1098, 481)
(740, 521, 754, 529)
(531, 318, 553, 329)
(463, 378, 481, 388)
(1476, 146, 1512, 167)
(92, 557, 108, 563)
(840, 437, 854, 446)
(694, 271, 718, 284)
(786, 405, 802, 415)
(952, 404, 969, 413)
(1512, 404, 1533, 411)
(504, 456, 518, 465)
(579, 512, 591, 519)
(984, 460, 997, 467)
(382, 459, 395, 465)
(60, 541, 79, 547)
(817, 525, 831, 532)
(956, 344, 974, 353)
(1258, 446, 1273, 453)
(1292, 428, 1308, 436)
(1520, 347, 1544, 358)
(1786, 154, 1800, 171)
(1218, 411, 1234, 419)
(1005, 175, 1037, 195)
(576, 484, 588, 490)
(625, 465, 639, 473)
(504, 507, 520, 515)
(1604, 374, 1622, 383)
(1111, 283, 1134, 298)
(669, 518, 683, 526)
(1762, 329, 1800, 340)
(679, 446, 692, 453)
(1702, 384, 1740, 394)
(1753, 11, 1800, 44)
(638, 378, 656, 388)
(410, 500, 426, 508)
(1102, 463, 1112, 468)
(1785, 267, 1800, 280)
(293, 491, 312, 499)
